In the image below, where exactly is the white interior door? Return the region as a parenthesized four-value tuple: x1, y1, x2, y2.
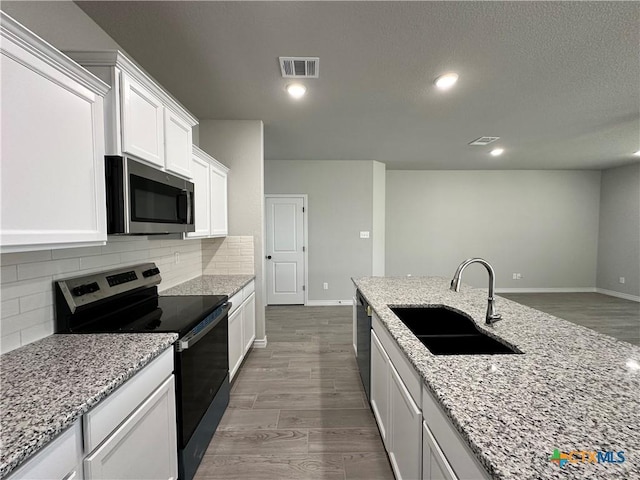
(266, 196, 305, 305)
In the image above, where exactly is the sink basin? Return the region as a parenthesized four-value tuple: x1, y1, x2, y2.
(390, 307, 521, 355)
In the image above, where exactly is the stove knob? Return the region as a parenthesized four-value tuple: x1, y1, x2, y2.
(72, 285, 87, 297)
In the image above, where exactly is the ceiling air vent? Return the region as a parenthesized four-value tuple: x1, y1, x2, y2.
(279, 57, 319, 78)
(468, 137, 500, 146)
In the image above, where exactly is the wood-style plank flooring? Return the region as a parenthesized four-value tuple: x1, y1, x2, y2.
(195, 306, 394, 480)
(500, 292, 640, 346)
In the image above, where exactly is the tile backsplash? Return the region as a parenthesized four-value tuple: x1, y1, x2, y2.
(1, 236, 203, 353)
(202, 236, 254, 275)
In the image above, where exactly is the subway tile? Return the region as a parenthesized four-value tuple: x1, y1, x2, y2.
(2, 306, 53, 335)
(17, 259, 79, 281)
(52, 246, 103, 260)
(1, 332, 21, 354)
(20, 320, 54, 345)
(120, 250, 150, 263)
(20, 291, 53, 313)
(79, 253, 121, 270)
(1, 298, 20, 318)
(1, 278, 53, 301)
(1, 250, 52, 265)
(1, 265, 18, 284)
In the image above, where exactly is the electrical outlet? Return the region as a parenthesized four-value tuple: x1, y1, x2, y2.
(619, 277, 626, 284)
(359, 231, 370, 239)
(323, 282, 328, 290)
(513, 273, 522, 280)
(174, 252, 180, 264)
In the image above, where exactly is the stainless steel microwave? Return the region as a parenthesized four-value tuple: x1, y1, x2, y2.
(105, 156, 195, 234)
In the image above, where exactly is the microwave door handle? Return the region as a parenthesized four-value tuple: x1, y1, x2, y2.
(176, 190, 190, 223)
(181, 189, 192, 224)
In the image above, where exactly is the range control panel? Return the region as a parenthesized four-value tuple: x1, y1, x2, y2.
(57, 263, 162, 311)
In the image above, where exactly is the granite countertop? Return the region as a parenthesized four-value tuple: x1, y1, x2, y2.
(161, 274, 255, 298)
(353, 276, 640, 480)
(0, 333, 178, 478)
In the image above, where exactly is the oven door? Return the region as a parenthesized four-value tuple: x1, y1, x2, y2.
(174, 303, 230, 449)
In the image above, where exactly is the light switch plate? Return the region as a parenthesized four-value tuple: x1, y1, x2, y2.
(360, 231, 370, 239)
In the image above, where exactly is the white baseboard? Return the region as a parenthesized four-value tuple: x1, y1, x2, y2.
(496, 287, 597, 294)
(306, 299, 354, 306)
(252, 336, 268, 348)
(596, 288, 640, 302)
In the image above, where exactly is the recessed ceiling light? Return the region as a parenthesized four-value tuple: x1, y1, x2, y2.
(286, 83, 306, 99)
(490, 148, 504, 157)
(434, 72, 459, 90)
(634, 150, 640, 157)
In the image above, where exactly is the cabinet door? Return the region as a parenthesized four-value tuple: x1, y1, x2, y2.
(210, 164, 228, 237)
(121, 72, 164, 167)
(84, 375, 178, 480)
(164, 109, 192, 178)
(1, 32, 107, 250)
(370, 330, 390, 447)
(186, 153, 212, 238)
(243, 292, 256, 354)
(228, 306, 243, 381)
(423, 421, 457, 480)
(389, 362, 422, 480)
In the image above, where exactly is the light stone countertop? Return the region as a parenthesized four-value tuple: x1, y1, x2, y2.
(0, 333, 178, 479)
(160, 274, 255, 298)
(352, 276, 640, 480)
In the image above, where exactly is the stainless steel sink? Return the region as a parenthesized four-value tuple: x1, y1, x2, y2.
(390, 307, 522, 355)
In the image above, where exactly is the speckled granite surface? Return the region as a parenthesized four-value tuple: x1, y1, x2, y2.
(353, 276, 640, 480)
(160, 274, 255, 297)
(0, 333, 177, 478)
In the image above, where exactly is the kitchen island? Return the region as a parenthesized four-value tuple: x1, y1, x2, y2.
(353, 276, 640, 479)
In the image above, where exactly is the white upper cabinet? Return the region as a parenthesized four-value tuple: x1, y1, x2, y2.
(0, 13, 109, 253)
(121, 72, 164, 168)
(164, 108, 193, 177)
(188, 146, 229, 239)
(66, 50, 198, 178)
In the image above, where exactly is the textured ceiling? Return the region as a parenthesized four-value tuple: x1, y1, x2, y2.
(76, 1, 639, 170)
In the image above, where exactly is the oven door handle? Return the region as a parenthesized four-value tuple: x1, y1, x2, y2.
(176, 302, 231, 352)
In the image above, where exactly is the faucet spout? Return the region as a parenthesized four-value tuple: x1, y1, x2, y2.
(450, 258, 502, 325)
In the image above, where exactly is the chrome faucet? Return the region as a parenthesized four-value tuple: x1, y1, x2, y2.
(450, 258, 502, 325)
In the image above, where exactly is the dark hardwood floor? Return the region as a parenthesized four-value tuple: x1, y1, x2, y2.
(195, 305, 394, 480)
(500, 292, 640, 346)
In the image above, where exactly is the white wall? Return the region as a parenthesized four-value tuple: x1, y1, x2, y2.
(198, 121, 266, 341)
(372, 161, 386, 276)
(597, 163, 640, 298)
(0, 237, 203, 353)
(265, 160, 381, 302)
(386, 170, 602, 290)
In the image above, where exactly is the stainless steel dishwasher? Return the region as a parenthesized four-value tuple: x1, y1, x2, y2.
(356, 290, 372, 400)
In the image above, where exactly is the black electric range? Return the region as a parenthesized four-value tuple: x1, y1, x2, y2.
(55, 263, 230, 480)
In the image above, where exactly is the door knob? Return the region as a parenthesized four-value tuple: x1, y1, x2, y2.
(266, 255, 272, 259)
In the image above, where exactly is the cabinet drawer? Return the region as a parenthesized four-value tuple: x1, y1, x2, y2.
(372, 313, 421, 406)
(422, 386, 489, 480)
(7, 421, 82, 480)
(229, 290, 243, 315)
(84, 347, 173, 452)
(84, 375, 177, 480)
(242, 280, 255, 300)
(423, 421, 458, 480)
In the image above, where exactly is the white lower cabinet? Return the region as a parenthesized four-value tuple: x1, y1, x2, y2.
(370, 330, 390, 447)
(423, 421, 458, 480)
(228, 280, 256, 381)
(7, 421, 83, 480)
(389, 363, 422, 480)
(84, 375, 177, 480)
(228, 305, 244, 380)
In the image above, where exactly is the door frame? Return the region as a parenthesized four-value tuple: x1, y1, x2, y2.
(264, 194, 309, 306)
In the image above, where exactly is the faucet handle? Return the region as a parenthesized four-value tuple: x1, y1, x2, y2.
(486, 313, 502, 325)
